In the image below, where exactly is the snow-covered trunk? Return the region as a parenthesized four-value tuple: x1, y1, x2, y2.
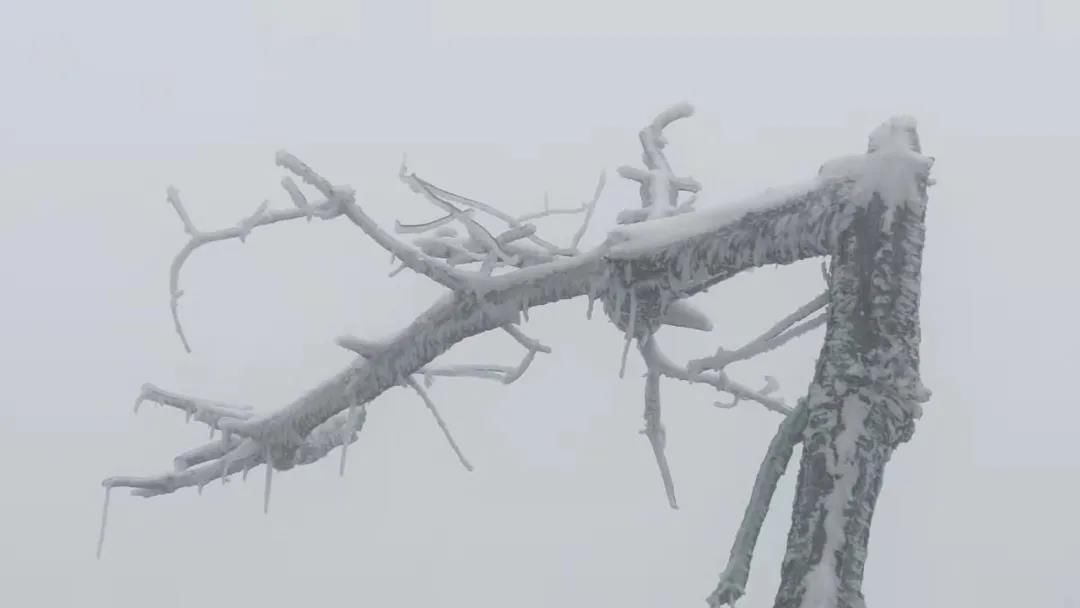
(773, 169, 928, 606)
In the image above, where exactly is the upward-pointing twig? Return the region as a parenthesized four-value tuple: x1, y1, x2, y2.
(569, 170, 607, 252)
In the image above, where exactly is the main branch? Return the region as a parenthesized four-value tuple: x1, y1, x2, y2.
(102, 107, 925, 608)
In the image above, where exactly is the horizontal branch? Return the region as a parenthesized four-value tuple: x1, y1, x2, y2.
(109, 116, 931, 505)
(606, 178, 854, 298)
(134, 383, 254, 432)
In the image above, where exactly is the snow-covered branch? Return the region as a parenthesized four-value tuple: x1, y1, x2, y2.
(689, 292, 828, 374)
(334, 322, 552, 471)
(337, 322, 550, 388)
(641, 336, 792, 416)
(707, 401, 808, 607)
(616, 101, 701, 224)
(164, 183, 346, 352)
(406, 378, 473, 472)
(606, 118, 933, 304)
(642, 359, 678, 508)
(104, 108, 935, 607)
(134, 383, 255, 434)
(389, 165, 607, 278)
(112, 133, 860, 505)
(107, 290, 574, 508)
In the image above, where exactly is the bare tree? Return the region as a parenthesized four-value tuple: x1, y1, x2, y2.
(101, 103, 934, 608)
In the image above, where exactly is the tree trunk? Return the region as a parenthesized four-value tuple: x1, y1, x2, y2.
(773, 146, 929, 607)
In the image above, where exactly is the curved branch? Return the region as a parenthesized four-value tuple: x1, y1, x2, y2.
(164, 185, 344, 352)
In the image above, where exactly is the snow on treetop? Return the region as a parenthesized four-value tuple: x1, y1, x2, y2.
(606, 115, 933, 258)
(868, 114, 920, 153)
(605, 178, 820, 258)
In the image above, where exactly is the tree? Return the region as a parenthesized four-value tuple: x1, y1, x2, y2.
(101, 103, 934, 608)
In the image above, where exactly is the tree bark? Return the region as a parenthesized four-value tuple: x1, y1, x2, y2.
(773, 140, 929, 607)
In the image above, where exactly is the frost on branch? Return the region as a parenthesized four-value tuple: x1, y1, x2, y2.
(688, 292, 828, 376)
(707, 401, 808, 607)
(616, 101, 701, 224)
(392, 160, 606, 275)
(336, 324, 552, 472)
(589, 104, 841, 509)
(102, 149, 616, 553)
(134, 383, 254, 435)
(164, 179, 347, 352)
(771, 116, 934, 608)
(818, 115, 934, 232)
(108, 104, 859, 512)
(104, 105, 931, 608)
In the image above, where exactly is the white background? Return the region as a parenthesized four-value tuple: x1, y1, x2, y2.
(2, 1, 1078, 606)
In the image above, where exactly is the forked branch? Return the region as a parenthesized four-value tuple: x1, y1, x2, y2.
(391, 164, 607, 277)
(164, 184, 346, 352)
(104, 108, 928, 606)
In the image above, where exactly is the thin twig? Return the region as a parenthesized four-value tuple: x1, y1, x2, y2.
(407, 378, 473, 472)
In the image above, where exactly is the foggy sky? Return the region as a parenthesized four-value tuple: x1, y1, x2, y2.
(2, 1, 1078, 607)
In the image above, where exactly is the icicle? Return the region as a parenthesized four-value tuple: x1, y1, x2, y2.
(339, 439, 350, 477)
(619, 334, 633, 378)
(242, 463, 252, 482)
(586, 284, 597, 320)
(521, 300, 530, 322)
(96, 487, 112, 559)
(263, 447, 274, 514)
(613, 287, 625, 329)
(339, 404, 359, 477)
(619, 291, 638, 378)
(643, 372, 678, 509)
(208, 426, 215, 440)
